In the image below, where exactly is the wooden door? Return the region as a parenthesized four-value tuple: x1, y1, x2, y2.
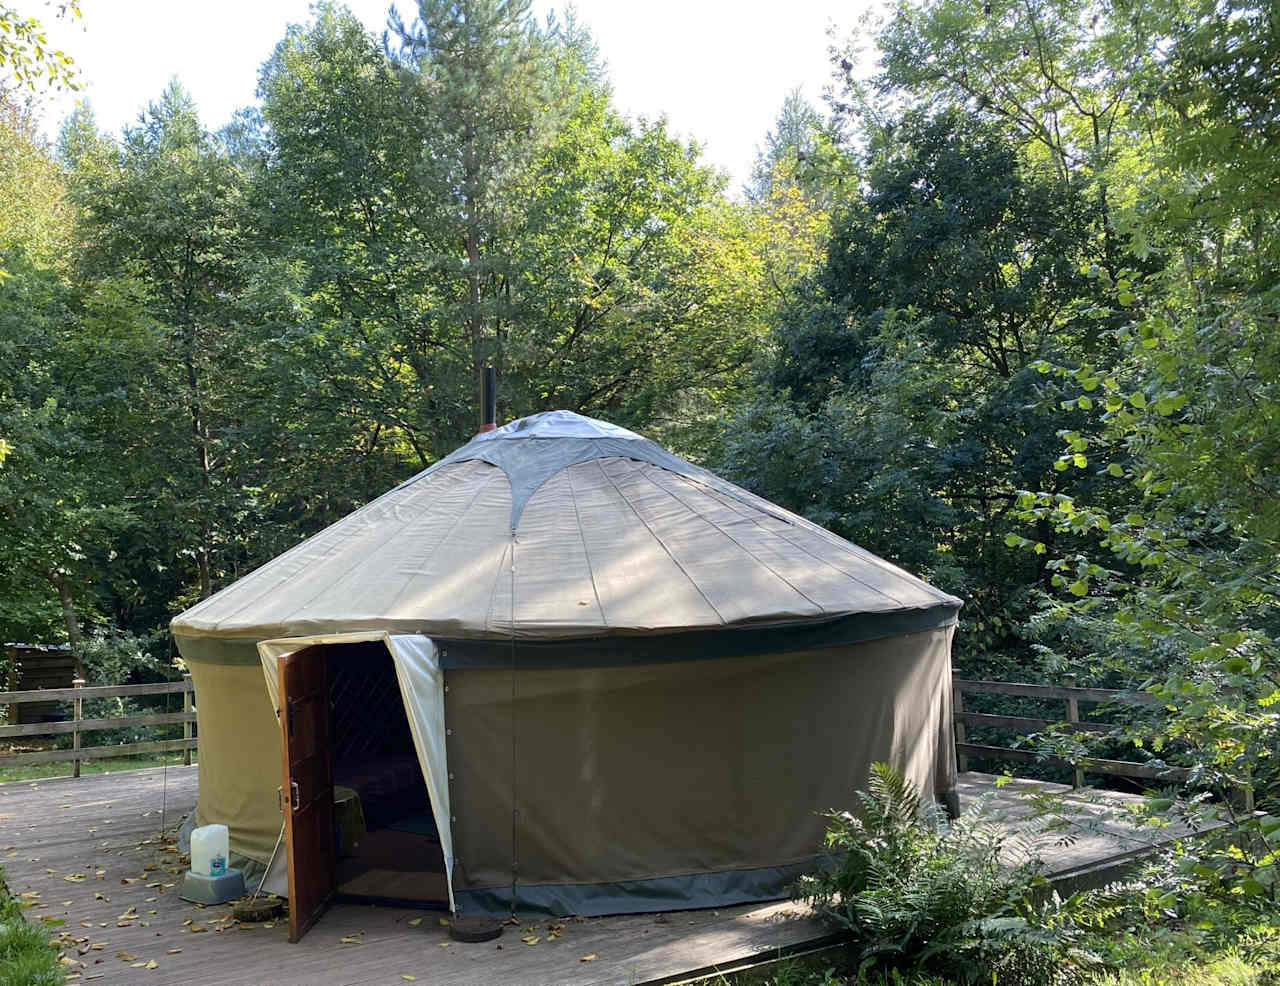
(278, 645, 336, 943)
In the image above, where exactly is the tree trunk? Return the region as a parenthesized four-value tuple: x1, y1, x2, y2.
(185, 347, 213, 600)
(464, 117, 486, 429)
(47, 569, 84, 679)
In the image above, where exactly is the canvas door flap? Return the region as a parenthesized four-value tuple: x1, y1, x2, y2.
(255, 631, 457, 912)
(386, 634, 456, 913)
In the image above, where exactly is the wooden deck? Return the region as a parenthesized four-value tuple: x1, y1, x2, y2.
(0, 768, 1215, 986)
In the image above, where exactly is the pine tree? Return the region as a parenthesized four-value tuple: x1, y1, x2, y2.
(389, 0, 557, 426)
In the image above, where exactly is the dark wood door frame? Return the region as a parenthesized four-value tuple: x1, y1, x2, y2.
(278, 645, 337, 943)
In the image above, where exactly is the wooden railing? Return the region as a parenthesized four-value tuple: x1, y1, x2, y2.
(952, 676, 1189, 788)
(0, 677, 195, 777)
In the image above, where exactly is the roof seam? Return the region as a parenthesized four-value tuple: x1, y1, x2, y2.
(593, 458, 728, 626)
(381, 468, 508, 615)
(565, 467, 609, 630)
(278, 467, 503, 624)
(638, 467, 829, 617)
(197, 465, 461, 629)
(483, 538, 515, 632)
(691, 480, 956, 603)
(692, 482, 913, 609)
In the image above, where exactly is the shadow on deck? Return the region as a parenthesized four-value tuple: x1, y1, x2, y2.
(0, 768, 1216, 986)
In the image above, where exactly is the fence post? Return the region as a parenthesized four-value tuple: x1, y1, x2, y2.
(183, 675, 193, 766)
(953, 684, 969, 774)
(1063, 674, 1084, 788)
(72, 678, 86, 779)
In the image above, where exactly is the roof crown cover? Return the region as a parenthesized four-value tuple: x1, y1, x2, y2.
(173, 410, 961, 644)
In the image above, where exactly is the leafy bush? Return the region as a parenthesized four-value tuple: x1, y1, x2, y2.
(0, 867, 61, 986)
(797, 763, 1097, 986)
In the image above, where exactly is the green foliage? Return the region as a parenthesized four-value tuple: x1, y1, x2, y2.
(0, 866, 61, 986)
(0, 1, 79, 92)
(720, 110, 1106, 671)
(798, 764, 1092, 985)
(0, 2, 771, 655)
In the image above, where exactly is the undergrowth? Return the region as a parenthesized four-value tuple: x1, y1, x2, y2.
(0, 865, 62, 986)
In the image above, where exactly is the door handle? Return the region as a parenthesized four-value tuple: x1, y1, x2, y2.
(290, 780, 301, 811)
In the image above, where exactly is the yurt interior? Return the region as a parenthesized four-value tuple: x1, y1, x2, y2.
(313, 640, 447, 908)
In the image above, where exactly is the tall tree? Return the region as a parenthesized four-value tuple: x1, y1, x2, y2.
(389, 0, 557, 426)
(722, 111, 1103, 670)
(67, 82, 248, 600)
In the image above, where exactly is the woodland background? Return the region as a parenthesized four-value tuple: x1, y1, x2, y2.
(0, 0, 1276, 817)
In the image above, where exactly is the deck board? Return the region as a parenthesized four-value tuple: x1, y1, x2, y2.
(0, 768, 1216, 986)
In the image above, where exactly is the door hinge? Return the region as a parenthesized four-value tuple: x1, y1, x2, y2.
(290, 779, 301, 812)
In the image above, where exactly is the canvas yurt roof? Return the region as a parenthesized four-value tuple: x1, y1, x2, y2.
(172, 410, 961, 655)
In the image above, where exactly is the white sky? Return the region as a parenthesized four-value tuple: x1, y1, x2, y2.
(28, 0, 874, 191)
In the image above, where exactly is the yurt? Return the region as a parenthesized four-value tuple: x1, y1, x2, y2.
(171, 410, 962, 939)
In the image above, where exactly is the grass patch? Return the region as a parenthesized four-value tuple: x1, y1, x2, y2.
(0, 865, 62, 986)
(0, 751, 197, 784)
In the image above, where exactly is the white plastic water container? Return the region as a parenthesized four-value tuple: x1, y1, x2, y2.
(190, 824, 228, 878)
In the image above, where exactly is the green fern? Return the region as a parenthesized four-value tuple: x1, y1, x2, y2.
(800, 763, 1099, 986)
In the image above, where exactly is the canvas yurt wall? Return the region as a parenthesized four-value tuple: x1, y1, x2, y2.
(172, 410, 963, 916)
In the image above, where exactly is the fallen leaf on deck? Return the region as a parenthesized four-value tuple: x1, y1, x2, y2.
(580, 953, 598, 962)
(437, 917, 449, 927)
(166, 948, 182, 954)
(401, 976, 417, 982)
(438, 942, 451, 948)
(64, 873, 87, 882)
(339, 935, 363, 944)
(407, 917, 422, 927)
(145, 960, 158, 970)
(521, 935, 540, 945)
(115, 952, 136, 962)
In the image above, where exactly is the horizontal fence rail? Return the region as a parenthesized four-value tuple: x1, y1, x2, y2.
(0, 676, 195, 777)
(952, 676, 1184, 789)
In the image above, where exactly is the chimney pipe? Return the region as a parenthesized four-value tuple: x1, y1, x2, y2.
(478, 366, 497, 434)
